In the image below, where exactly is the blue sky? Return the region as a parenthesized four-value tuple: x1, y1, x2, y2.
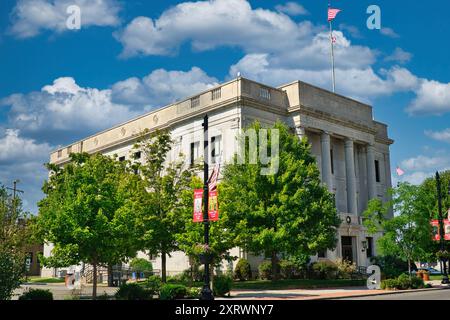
(0, 0, 449, 213)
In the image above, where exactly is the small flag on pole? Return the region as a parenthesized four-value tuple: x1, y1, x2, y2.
(396, 167, 405, 176)
(328, 8, 341, 22)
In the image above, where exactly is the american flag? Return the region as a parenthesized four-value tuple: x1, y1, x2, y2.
(396, 167, 405, 176)
(208, 163, 220, 191)
(328, 8, 341, 22)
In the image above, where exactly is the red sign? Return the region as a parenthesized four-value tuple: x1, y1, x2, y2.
(431, 219, 450, 241)
(208, 190, 219, 221)
(193, 189, 203, 222)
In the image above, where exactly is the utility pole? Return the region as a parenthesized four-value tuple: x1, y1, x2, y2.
(200, 114, 214, 300)
(7, 180, 24, 214)
(436, 172, 449, 284)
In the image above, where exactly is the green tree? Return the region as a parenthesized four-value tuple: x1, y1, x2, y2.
(363, 183, 430, 275)
(132, 130, 196, 282)
(220, 121, 341, 279)
(0, 186, 32, 300)
(176, 177, 237, 283)
(37, 153, 146, 298)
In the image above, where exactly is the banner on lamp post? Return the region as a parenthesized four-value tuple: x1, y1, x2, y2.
(208, 190, 219, 221)
(193, 189, 203, 223)
(431, 219, 450, 241)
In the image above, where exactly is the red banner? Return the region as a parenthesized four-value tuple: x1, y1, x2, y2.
(193, 189, 203, 223)
(431, 219, 450, 241)
(208, 190, 219, 221)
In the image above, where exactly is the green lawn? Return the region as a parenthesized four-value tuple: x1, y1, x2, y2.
(231, 279, 366, 290)
(25, 276, 65, 284)
(429, 275, 443, 281)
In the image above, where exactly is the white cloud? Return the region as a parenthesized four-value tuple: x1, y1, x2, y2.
(0, 129, 54, 213)
(385, 47, 412, 64)
(425, 128, 450, 144)
(401, 155, 450, 171)
(338, 24, 363, 39)
(406, 80, 450, 115)
(111, 67, 218, 106)
(9, 0, 121, 38)
(275, 2, 308, 16)
(1, 77, 139, 140)
(114, 0, 317, 58)
(380, 27, 399, 38)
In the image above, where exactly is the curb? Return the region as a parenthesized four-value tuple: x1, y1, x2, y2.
(324, 286, 450, 300)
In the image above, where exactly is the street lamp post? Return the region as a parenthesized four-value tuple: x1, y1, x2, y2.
(200, 114, 214, 300)
(436, 172, 449, 284)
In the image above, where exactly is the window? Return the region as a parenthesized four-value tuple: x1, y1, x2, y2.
(191, 96, 200, 108)
(366, 237, 374, 258)
(259, 87, 271, 100)
(317, 250, 326, 258)
(134, 151, 141, 160)
(57, 150, 62, 158)
(211, 135, 222, 164)
(375, 160, 380, 182)
(119, 156, 126, 162)
(211, 88, 221, 100)
(190, 142, 200, 165)
(330, 148, 334, 174)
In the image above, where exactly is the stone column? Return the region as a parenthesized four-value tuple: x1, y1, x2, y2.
(320, 131, 333, 191)
(296, 126, 306, 141)
(366, 144, 377, 200)
(345, 138, 358, 215)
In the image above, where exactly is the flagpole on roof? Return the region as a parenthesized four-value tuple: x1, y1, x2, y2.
(328, 1, 336, 93)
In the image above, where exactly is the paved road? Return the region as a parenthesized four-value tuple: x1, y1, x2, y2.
(339, 288, 450, 300)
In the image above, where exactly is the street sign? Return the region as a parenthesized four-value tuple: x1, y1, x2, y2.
(208, 190, 219, 221)
(193, 189, 203, 222)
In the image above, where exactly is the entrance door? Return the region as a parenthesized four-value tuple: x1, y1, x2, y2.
(341, 236, 354, 263)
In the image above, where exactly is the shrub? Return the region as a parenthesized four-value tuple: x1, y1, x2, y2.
(234, 259, 252, 281)
(186, 287, 201, 299)
(18, 289, 53, 300)
(96, 293, 111, 300)
(312, 260, 338, 279)
(129, 258, 153, 273)
(381, 274, 424, 290)
(115, 283, 151, 300)
(213, 275, 233, 297)
(335, 259, 357, 279)
(160, 284, 187, 300)
(145, 275, 162, 294)
(258, 261, 274, 280)
(370, 256, 416, 279)
(279, 260, 297, 279)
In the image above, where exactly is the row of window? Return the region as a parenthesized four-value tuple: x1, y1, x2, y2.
(329, 148, 381, 183)
(190, 135, 222, 165)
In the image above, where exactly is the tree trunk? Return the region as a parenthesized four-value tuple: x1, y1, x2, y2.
(271, 252, 279, 280)
(107, 264, 113, 287)
(407, 258, 411, 279)
(92, 263, 98, 299)
(161, 251, 167, 283)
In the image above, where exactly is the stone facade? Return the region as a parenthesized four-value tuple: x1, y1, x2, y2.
(42, 77, 393, 278)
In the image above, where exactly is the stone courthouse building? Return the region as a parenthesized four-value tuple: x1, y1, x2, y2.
(42, 77, 393, 277)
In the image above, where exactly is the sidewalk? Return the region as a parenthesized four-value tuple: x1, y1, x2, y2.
(227, 281, 450, 300)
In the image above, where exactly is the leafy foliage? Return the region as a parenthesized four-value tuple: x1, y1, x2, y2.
(115, 283, 152, 300)
(159, 284, 188, 300)
(129, 258, 153, 273)
(37, 153, 147, 297)
(258, 261, 276, 280)
(18, 289, 53, 300)
(380, 274, 424, 290)
(220, 121, 340, 278)
(0, 186, 32, 300)
(132, 130, 197, 282)
(213, 275, 232, 296)
(234, 258, 252, 281)
(311, 260, 338, 279)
